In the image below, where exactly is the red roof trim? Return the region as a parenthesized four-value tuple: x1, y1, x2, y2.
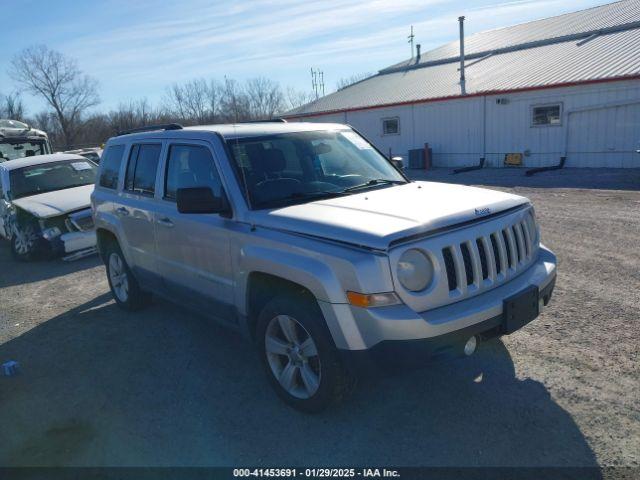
(283, 75, 640, 119)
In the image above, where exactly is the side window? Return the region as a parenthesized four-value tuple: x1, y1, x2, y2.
(532, 104, 561, 126)
(98, 145, 125, 189)
(124, 144, 162, 196)
(164, 145, 222, 201)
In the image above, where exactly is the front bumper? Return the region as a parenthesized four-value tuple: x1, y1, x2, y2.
(49, 230, 97, 260)
(319, 244, 556, 357)
(339, 276, 555, 371)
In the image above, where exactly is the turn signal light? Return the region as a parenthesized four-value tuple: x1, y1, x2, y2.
(347, 291, 400, 308)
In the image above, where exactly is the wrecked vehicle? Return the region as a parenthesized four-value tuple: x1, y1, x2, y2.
(0, 119, 52, 162)
(0, 153, 97, 261)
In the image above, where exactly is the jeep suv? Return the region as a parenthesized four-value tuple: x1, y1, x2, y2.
(92, 122, 557, 412)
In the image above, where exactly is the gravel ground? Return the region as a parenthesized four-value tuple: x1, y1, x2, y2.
(0, 168, 638, 471)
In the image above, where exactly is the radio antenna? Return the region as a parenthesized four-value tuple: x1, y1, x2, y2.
(408, 25, 415, 58)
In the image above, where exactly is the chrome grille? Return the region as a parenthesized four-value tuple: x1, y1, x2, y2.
(390, 206, 539, 313)
(442, 216, 537, 293)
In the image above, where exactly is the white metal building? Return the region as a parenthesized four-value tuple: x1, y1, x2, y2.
(284, 0, 640, 168)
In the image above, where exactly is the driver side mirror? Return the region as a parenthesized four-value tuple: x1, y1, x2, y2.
(391, 156, 404, 170)
(176, 187, 231, 216)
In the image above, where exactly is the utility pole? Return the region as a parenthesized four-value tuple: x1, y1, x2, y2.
(311, 68, 317, 99)
(408, 25, 415, 58)
(310, 68, 325, 99)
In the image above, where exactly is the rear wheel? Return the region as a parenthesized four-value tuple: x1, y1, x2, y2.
(104, 243, 151, 311)
(257, 293, 354, 412)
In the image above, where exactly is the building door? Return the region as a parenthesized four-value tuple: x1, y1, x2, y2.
(567, 103, 640, 168)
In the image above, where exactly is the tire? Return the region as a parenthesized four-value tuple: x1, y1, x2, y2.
(256, 293, 355, 413)
(11, 223, 39, 261)
(104, 242, 151, 311)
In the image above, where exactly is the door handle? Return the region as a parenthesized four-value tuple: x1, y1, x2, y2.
(157, 217, 174, 228)
(116, 207, 129, 216)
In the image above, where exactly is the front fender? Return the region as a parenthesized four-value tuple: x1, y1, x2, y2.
(235, 244, 348, 316)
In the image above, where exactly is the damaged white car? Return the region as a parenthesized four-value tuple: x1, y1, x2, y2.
(0, 153, 97, 261)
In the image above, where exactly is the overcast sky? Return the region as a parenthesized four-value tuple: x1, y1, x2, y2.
(1, 0, 606, 114)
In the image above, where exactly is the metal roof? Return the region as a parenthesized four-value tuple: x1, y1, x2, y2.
(285, 0, 640, 117)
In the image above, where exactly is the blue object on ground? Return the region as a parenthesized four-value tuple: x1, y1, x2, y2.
(2, 360, 19, 376)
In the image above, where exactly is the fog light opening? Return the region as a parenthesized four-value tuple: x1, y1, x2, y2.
(464, 336, 478, 356)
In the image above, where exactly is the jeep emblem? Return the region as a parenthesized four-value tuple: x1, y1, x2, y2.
(475, 207, 491, 216)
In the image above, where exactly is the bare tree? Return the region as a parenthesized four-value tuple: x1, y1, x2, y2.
(335, 72, 373, 91)
(0, 92, 26, 121)
(165, 78, 220, 124)
(220, 77, 251, 123)
(108, 99, 155, 133)
(4, 69, 320, 148)
(285, 86, 315, 111)
(10, 45, 100, 149)
(246, 77, 284, 119)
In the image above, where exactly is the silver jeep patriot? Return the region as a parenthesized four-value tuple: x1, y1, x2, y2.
(92, 122, 557, 412)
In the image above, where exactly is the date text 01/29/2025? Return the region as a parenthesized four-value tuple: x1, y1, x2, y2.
(233, 468, 401, 478)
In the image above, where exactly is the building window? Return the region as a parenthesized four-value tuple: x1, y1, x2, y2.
(382, 117, 400, 135)
(532, 104, 562, 126)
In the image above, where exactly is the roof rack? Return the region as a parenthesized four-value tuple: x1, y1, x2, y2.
(116, 123, 183, 136)
(237, 118, 288, 124)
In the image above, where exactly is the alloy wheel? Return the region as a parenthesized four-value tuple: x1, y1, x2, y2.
(13, 226, 36, 255)
(108, 252, 129, 302)
(265, 314, 321, 399)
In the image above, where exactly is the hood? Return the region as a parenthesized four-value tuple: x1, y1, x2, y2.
(252, 181, 528, 250)
(12, 184, 94, 218)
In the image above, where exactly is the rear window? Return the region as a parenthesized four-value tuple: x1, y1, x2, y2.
(0, 141, 48, 162)
(124, 144, 162, 196)
(99, 145, 125, 189)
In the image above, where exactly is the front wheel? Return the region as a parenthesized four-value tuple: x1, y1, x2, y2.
(256, 293, 354, 413)
(105, 243, 151, 311)
(11, 223, 39, 261)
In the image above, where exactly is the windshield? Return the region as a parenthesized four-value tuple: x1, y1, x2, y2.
(9, 159, 97, 200)
(228, 129, 406, 209)
(0, 140, 50, 161)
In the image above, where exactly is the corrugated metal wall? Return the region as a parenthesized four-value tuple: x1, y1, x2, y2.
(295, 79, 640, 168)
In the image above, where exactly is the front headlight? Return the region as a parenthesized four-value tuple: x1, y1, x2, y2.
(41, 226, 61, 240)
(397, 249, 434, 292)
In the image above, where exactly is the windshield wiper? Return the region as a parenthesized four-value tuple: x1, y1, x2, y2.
(255, 190, 348, 209)
(341, 179, 406, 193)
